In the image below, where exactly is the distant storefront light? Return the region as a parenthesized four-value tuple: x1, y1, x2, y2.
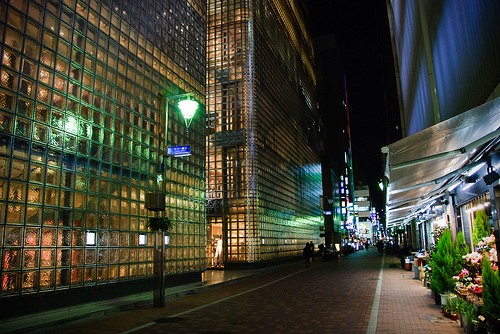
(465, 202, 490, 214)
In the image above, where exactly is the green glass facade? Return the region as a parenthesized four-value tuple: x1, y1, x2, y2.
(206, 0, 322, 267)
(0, 0, 206, 302)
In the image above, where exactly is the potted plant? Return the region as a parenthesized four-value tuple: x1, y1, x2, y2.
(430, 229, 460, 304)
(463, 252, 483, 279)
(458, 298, 480, 334)
(454, 268, 472, 295)
(442, 300, 451, 318)
(147, 216, 173, 232)
(448, 295, 460, 320)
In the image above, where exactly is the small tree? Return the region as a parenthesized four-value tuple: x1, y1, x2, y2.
(481, 258, 500, 332)
(455, 231, 469, 273)
(430, 229, 460, 295)
(455, 231, 469, 257)
(472, 209, 491, 247)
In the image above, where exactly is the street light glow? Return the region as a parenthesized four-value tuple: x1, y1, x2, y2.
(178, 99, 198, 122)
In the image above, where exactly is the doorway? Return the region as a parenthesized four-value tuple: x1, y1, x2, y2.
(207, 221, 223, 268)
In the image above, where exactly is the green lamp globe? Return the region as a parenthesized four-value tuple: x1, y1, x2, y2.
(178, 99, 198, 122)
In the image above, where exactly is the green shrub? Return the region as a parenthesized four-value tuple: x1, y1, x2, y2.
(481, 258, 500, 332)
(449, 296, 460, 314)
(430, 229, 460, 294)
(472, 210, 491, 247)
(458, 298, 479, 327)
(455, 231, 469, 257)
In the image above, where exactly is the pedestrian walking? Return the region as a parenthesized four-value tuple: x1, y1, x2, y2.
(303, 242, 312, 268)
(309, 241, 314, 262)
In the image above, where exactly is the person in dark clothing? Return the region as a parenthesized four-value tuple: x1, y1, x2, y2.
(376, 240, 384, 254)
(309, 241, 314, 262)
(318, 243, 325, 257)
(303, 242, 312, 268)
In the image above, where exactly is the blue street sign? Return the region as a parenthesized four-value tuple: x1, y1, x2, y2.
(324, 211, 332, 215)
(167, 145, 191, 157)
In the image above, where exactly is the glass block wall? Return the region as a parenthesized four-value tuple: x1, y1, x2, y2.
(0, 0, 206, 298)
(206, 0, 322, 267)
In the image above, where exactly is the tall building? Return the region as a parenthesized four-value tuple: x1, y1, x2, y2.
(354, 183, 373, 243)
(206, 0, 323, 268)
(0, 0, 206, 315)
(383, 0, 500, 250)
(314, 34, 353, 248)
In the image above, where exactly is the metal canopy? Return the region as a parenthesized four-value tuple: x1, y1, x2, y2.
(382, 97, 500, 226)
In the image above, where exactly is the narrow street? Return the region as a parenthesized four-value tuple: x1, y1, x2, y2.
(45, 249, 462, 334)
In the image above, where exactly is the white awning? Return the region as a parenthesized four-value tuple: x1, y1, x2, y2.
(382, 97, 500, 226)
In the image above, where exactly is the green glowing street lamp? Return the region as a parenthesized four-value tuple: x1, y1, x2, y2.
(177, 97, 198, 128)
(149, 91, 199, 308)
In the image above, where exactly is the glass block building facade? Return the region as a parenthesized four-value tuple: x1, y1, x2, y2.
(0, 0, 206, 311)
(206, 0, 322, 268)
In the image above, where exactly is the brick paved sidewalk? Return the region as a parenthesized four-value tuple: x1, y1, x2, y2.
(375, 256, 462, 334)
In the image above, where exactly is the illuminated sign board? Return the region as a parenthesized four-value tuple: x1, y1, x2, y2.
(167, 145, 191, 157)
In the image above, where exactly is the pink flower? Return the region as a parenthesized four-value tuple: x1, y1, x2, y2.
(463, 252, 483, 263)
(459, 269, 469, 278)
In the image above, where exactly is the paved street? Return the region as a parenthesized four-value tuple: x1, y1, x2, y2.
(42, 249, 461, 334)
(2, 249, 464, 334)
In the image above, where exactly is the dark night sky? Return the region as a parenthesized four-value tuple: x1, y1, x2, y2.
(307, 0, 398, 209)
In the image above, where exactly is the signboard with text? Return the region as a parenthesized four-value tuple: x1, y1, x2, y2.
(167, 145, 191, 157)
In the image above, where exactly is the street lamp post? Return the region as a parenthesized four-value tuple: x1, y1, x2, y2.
(148, 92, 198, 308)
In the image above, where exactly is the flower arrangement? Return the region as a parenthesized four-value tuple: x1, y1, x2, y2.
(463, 252, 483, 277)
(477, 234, 496, 252)
(477, 234, 498, 272)
(453, 225, 499, 333)
(489, 248, 498, 270)
(469, 285, 483, 297)
(453, 268, 473, 288)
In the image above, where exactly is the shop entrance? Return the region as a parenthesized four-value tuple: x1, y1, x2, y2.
(207, 220, 223, 268)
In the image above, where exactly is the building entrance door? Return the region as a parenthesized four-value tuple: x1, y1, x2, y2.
(207, 221, 223, 268)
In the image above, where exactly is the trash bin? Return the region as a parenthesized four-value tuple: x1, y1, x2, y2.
(405, 256, 412, 271)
